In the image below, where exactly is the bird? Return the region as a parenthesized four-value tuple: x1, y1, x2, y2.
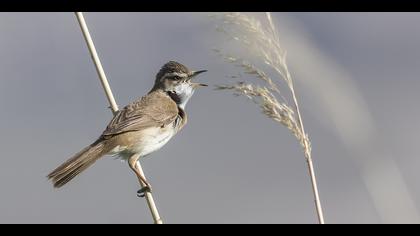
(47, 61, 207, 197)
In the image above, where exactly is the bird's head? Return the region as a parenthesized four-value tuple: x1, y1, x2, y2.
(152, 61, 207, 109)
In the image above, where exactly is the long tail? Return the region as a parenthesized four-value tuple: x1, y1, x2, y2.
(47, 138, 110, 188)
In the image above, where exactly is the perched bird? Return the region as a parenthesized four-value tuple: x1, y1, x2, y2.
(47, 61, 207, 196)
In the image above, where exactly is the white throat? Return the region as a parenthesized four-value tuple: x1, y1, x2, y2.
(173, 83, 195, 109)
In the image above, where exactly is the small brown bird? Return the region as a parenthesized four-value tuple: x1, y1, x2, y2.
(47, 61, 207, 196)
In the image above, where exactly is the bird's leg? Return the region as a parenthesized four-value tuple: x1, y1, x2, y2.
(128, 156, 152, 197)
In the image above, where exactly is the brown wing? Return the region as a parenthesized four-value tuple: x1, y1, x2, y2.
(102, 90, 179, 137)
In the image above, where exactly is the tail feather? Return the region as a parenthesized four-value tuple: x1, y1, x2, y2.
(47, 138, 110, 188)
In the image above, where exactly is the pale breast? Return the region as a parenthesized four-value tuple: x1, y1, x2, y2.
(136, 126, 175, 157)
(109, 124, 176, 160)
(105, 106, 186, 161)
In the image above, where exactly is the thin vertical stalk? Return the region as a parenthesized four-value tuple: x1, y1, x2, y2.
(214, 12, 325, 224)
(75, 12, 118, 115)
(267, 12, 325, 224)
(75, 12, 163, 224)
(134, 156, 163, 224)
(290, 83, 325, 224)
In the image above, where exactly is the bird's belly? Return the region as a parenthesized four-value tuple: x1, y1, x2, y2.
(111, 127, 175, 160)
(136, 129, 174, 157)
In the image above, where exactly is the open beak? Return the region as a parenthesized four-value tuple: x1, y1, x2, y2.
(191, 70, 207, 76)
(190, 70, 208, 87)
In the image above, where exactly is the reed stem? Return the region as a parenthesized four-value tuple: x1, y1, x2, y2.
(75, 12, 163, 224)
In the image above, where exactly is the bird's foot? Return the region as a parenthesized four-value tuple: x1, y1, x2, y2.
(137, 185, 152, 198)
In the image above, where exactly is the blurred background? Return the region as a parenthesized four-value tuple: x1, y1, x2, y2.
(0, 12, 419, 224)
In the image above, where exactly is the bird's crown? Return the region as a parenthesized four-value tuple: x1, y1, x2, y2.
(155, 61, 191, 81)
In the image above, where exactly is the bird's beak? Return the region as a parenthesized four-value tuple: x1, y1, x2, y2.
(191, 82, 208, 88)
(191, 70, 208, 77)
(190, 70, 208, 87)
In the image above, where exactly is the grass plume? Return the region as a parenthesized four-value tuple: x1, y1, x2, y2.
(211, 12, 324, 223)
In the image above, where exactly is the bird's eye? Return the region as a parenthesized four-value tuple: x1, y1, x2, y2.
(171, 76, 180, 80)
